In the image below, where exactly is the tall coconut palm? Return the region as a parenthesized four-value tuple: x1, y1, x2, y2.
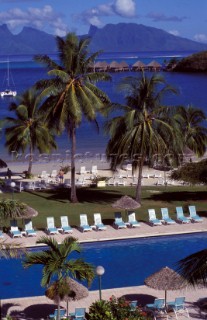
(23, 236, 94, 320)
(5, 88, 57, 174)
(174, 105, 207, 157)
(34, 32, 111, 202)
(105, 73, 177, 203)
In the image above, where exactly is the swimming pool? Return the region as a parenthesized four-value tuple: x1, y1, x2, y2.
(1, 232, 207, 299)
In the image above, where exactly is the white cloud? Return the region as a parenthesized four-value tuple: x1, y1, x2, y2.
(79, 0, 136, 28)
(168, 30, 180, 36)
(113, 0, 136, 17)
(0, 5, 68, 35)
(193, 33, 207, 43)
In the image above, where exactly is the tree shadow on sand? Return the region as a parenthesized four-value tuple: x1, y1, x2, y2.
(10, 303, 60, 320)
(121, 293, 156, 306)
(2, 303, 20, 318)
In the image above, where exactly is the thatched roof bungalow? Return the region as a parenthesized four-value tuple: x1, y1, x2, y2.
(132, 60, 146, 71)
(119, 61, 130, 71)
(147, 60, 162, 71)
(109, 61, 121, 72)
(94, 61, 109, 72)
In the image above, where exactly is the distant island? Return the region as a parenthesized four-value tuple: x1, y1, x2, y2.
(0, 22, 207, 55)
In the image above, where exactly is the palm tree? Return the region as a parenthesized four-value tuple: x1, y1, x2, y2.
(177, 249, 207, 287)
(174, 105, 207, 157)
(105, 73, 177, 203)
(23, 236, 94, 320)
(5, 88, 57, 174)
(34, 32, 111, 202)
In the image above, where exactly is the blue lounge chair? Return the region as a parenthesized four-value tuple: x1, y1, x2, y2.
(46, 217, 59, 235)
(10, 220, 22, 238)
(69, 307, 86, 320)
(176, 207, 191, 224)
(80, 214, 92, 232)
(167, 296, 189, 319)
(146, 298, 166, 312)
(128, 211, 140, 227)
(188, 205, 203, 223)
(24, 218, 37, 237)
(129, 300, 138, 311)
(49, 308, 66, 319)
(114, 212, 127, 229)
(161, 208, 176, 225)
(148, 209, 162, 226)
(94, 213, 107, 231)
(0, 230, 4, 238)
(60, 216, 73, 233)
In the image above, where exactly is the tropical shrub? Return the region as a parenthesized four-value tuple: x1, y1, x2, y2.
(88, 296, 149, 320)
(171, 159, 207, 185)
(88, 300, 114, 320)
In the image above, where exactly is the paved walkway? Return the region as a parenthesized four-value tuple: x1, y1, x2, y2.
(2, 220, 207, 319)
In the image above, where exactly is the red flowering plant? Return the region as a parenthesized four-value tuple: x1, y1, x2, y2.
(88, 296, 150, 320)
(108, 296, 150, 320)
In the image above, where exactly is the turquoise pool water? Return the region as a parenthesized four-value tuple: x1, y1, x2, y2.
(0, 232, 206, 299)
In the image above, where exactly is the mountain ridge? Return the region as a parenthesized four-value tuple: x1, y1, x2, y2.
(0, 22, 207, 55)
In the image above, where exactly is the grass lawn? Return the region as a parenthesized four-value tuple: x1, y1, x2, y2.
(0, 185, 206, 229)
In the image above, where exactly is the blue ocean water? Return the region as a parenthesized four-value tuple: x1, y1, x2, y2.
(0, 51, 206, 160)
(0, 232, 206, 299)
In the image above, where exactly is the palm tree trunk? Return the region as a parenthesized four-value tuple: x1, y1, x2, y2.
(70, 125, 78, 203)
(28, 144, 33, 174)
(135, 156, 145, 203)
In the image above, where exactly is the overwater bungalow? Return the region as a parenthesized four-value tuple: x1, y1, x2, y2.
(94, 61, 109, 72)
(132, 60, 146, 71)
(147, 60, 162, 71)
(109, 61, 121, 72)
(119, 61, 130, 71)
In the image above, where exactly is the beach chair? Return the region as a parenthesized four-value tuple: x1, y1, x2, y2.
(24, 218, 37, 237)
(60, 216, 73, 234)
(49, 308, 66, 319)
(176, 207, 191, 224)
(69, 307, 86, 320)
(50, 169, 57, 178)
(188, 205, 203, 222)
(161, 208, 176, 225)
(0, 230, 4, 238)
(93, 213, 107, 231)
(79, 214, 92, 232)
(80, 166, 87, 175)
(91, 165, 98, 175)
(128, 211, 140, 227)
(113, 212, 127, 229)
(167, 297, 189, 319)
(148, 209, 162, 226)
(39, 170, 48, 179)
(146, 298, 166, 312)
(10, 220, 22, 238)
(46, 217, 59, 235)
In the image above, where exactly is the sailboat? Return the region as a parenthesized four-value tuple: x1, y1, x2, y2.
(1, 60, 17, 98)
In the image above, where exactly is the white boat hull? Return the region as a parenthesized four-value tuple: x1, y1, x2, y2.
(1, 90, 17, 97)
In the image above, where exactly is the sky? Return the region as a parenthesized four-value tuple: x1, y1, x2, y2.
(0, 0, 207, 43)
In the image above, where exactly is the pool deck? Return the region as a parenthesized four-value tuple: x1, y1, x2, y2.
(2, 219, 207, 319)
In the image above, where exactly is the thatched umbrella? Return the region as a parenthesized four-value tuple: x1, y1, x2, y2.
(145, 266, 186, 306)
(112, 195, 141, 220)
(46, 277, 89, 318)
